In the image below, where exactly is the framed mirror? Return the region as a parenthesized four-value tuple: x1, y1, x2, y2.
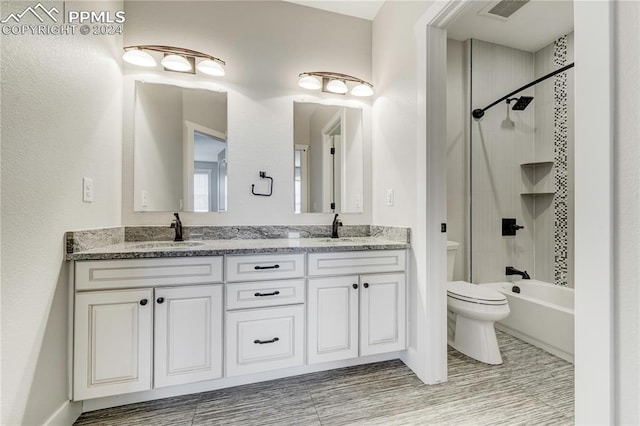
(133, 81, 227, 212)
(293, 102, 363, 214)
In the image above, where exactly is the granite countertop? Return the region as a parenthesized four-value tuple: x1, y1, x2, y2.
(67, 236, 410, 261)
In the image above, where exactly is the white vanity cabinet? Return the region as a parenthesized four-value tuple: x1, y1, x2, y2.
(307, 251, 406, 364)
(224, 254, 305, 377)
(73, 257, 223, 400)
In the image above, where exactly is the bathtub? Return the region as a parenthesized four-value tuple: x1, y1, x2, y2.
(482, 280, 574, 363)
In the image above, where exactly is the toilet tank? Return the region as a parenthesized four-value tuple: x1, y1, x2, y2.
(447, 241, 460, 281)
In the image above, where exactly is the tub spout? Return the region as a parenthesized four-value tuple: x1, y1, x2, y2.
(506, 266, 530, 279)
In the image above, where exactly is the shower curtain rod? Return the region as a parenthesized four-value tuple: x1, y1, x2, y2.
(471, 62, 575, 119)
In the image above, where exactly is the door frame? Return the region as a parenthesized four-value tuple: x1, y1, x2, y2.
(417, 0, 613, 423)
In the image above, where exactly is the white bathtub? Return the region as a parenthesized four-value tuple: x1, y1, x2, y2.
(482, 280, 574, 363)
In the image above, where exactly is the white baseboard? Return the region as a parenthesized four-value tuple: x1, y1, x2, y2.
(43, 400, 82, 426)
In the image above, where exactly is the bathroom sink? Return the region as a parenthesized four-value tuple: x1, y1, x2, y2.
(313, 238, 355, 243)
(129, 241, 205, 249)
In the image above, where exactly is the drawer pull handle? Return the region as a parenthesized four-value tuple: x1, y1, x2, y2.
(156, 297, 165, 304)
(352, 284, 358, 289)
(254, 291, 280, 297)
(139, 299, 148, 306)
(254, 264, 280, 270)
(363, 283, 369, 288)
(254, 337, 280, 345)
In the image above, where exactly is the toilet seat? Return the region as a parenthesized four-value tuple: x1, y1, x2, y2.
(447, 281, 507, 306)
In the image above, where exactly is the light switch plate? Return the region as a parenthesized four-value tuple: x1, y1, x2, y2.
(386, 189, 394, 207)
(82, 177, 93, 202)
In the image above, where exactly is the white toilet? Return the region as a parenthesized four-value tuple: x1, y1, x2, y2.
(446, 241, 510, 365)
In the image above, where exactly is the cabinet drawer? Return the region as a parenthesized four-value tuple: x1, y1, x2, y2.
(225, 305, 304, 377)
(226, 279, 305, 310)
(308, 250, 406, 276)
(76, 257, 223, 290)
(226, 254, 304, 282)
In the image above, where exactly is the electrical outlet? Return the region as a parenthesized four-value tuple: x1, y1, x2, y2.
(82, 177, 93, 202)
(386, 189, 394, 207)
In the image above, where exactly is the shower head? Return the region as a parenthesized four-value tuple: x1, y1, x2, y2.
(507, 96, 534, 111)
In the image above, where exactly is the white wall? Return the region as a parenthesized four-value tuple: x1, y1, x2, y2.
(613, 1, 640, 422)
(372, 0, 440, 383)
(134, 82, 183, 211)
(309, 106, 339, 212)
(0, 1, 124, 424)
(183, 88, 227, 133)
(446, 39, 468, 281)
(121, 1, 373, 226)
(343, 107, 363, 213)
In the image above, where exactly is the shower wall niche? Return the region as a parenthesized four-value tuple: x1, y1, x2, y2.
(446, 35, 574, 287)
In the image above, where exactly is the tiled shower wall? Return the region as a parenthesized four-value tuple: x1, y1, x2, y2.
(533, 34, 575, 287)
(446, 36, 574, 286)
(469, 39, 536, 283)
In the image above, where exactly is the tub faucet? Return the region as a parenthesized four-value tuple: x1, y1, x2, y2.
(331, 214, 343, 238)
(506, 266, 530, 279)
(170, 212, 184, 242)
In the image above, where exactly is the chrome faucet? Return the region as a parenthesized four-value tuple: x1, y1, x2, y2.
(506, 266, 530, 279)
(331, 213, 343, 238)
(170, 212, 184, 241)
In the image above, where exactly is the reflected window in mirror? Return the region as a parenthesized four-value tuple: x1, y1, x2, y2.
(133, 81, 227, 212)
(293, 102, 363, 214)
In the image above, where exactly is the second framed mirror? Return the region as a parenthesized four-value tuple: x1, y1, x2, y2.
(293, 102, 363, 214)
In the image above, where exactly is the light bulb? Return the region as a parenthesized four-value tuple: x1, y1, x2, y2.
(351, 83, 374, 97)
(197, 59, 225, 76)
(161, 54, 192, 72)
(122, 49, 156, 67)
(298, 74, 322, 90)
(326, 79, 348, 94)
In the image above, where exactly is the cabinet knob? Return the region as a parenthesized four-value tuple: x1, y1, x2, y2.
(156, 297, 165, 304)
(352, 284, 358, 289)
(139, 299, 148, 306)
(363, 283, 369, 288)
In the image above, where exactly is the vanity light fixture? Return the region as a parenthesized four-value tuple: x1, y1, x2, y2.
(122, 45, 226, 77)
(161, 54, 192, 72)
(326, 78, 348, 94)
(298, 71, 374, 97)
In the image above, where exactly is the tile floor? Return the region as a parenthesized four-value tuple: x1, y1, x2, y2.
(74, 331, 574, 425)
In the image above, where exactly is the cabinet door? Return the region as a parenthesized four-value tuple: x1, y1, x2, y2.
(154, 285, 223, 388)
(307, 276, 359, 364)
(74, 289, 153, 400)
(360, 273, 406, 356)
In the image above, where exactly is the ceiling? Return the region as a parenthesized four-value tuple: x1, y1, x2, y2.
(283, 0, 573, 53)
(282, 0, 384, 21)
(447, 0, 574, 52)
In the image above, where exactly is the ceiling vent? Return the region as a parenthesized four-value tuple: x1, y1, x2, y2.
(479, 0, 530, 21)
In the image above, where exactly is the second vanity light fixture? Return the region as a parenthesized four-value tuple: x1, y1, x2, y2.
(298, 71, 373, 97)
(122, 45, 226, 77)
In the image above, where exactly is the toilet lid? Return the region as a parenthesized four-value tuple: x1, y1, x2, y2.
(447, 281, 507, 304)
